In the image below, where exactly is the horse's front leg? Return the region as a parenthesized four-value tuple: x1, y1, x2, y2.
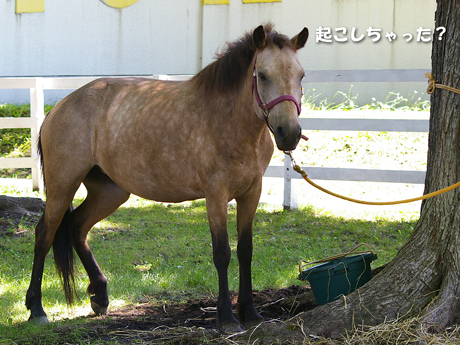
(235, 183, 264, 329)
(206, 195, 242, 333)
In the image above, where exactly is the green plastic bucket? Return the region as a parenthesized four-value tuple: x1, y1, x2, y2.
(298, 252, 377, 305)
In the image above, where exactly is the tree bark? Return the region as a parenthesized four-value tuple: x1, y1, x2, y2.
(418, 0, 460, 331)
(236, 0, 460, 341)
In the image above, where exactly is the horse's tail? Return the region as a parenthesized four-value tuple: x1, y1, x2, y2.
(38, 123, 46, 191)
(52, 206, 76, 305)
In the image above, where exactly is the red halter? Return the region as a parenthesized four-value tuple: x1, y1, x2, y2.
(251, 54, 308, 143)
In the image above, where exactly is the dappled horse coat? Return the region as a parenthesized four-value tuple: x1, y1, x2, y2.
(25, 24, 308, 333)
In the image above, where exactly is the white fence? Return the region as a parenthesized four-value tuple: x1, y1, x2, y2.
(0, 70, 430, 208)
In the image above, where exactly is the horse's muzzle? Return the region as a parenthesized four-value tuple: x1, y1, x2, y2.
(274, 124, 302, 151)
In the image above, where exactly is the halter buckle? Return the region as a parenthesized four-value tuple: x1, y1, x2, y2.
(261, 104, 269, 118)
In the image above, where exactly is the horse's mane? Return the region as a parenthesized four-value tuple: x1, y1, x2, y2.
(191, 23, 295, 96)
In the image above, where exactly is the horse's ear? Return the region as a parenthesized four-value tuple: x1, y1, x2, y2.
(291, 27, 309, 50)
(253, 25, 266, 49)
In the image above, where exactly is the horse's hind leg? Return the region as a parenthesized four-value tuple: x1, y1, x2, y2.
(71, 167, 130, 315)
(26, 214, 52, 323)
(26, 183, 81, 323)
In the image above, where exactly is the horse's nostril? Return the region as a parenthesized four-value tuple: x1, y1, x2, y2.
(274, 125, 301, 151)
(276, 126, 286, 140)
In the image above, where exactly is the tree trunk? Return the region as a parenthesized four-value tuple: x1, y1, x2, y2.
(236, 0, 460, 341)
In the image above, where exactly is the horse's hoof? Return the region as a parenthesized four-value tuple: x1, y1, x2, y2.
(219, 321, 244, 334)
(91, 300, 108, 316)
(28, 315, 49, 325)
(243, 316, 264, 330)
(238, 305, 264, 330)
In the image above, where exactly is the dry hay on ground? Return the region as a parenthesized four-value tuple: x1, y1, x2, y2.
(50, 286, 460, 344)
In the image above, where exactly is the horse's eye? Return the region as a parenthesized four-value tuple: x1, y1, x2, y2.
(258, 72, 267, 81)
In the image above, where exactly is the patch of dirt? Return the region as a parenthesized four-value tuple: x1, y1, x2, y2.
(57, 285, 317, 344)
(0, 195, 44, 235)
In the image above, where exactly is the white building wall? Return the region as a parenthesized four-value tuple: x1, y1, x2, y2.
(1, 0, 436, 105)
(1, 1, 201, 76)
(0, 0, 202, 103)
(202, 0, 436, 105)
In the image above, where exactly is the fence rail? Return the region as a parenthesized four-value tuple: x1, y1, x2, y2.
(0, 70, 430, 208)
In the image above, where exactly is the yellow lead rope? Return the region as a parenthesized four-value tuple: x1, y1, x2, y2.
(291, 163, 460, 205)
(426, 73, 460, 95)
(287, 72, 460, 206)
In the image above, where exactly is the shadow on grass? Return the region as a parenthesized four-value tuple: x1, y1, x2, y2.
(0, 199, 416, 333)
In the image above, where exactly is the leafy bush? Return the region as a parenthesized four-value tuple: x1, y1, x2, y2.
(0, 103, 54, 178)
(0, 104, 55, 157)
(0, 104, 31, 156)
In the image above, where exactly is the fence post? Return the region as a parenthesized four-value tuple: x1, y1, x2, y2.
(30, 78, 44, 192)
(283, 153, 298, 210)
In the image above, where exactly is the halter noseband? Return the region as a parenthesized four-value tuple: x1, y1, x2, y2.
(251, 54, 302, 134)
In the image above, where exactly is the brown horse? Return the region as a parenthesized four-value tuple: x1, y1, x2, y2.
(25, 24, 309, 333)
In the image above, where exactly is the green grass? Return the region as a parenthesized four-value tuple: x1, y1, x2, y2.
(0, 99, 423, 343)
(302, 86, 430, 112)
(0, 196, 415, 332)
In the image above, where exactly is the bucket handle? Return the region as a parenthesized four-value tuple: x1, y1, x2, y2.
(298, 243, 375, 276)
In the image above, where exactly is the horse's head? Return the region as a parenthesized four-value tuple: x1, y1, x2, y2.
(252, 25, 309, 151)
